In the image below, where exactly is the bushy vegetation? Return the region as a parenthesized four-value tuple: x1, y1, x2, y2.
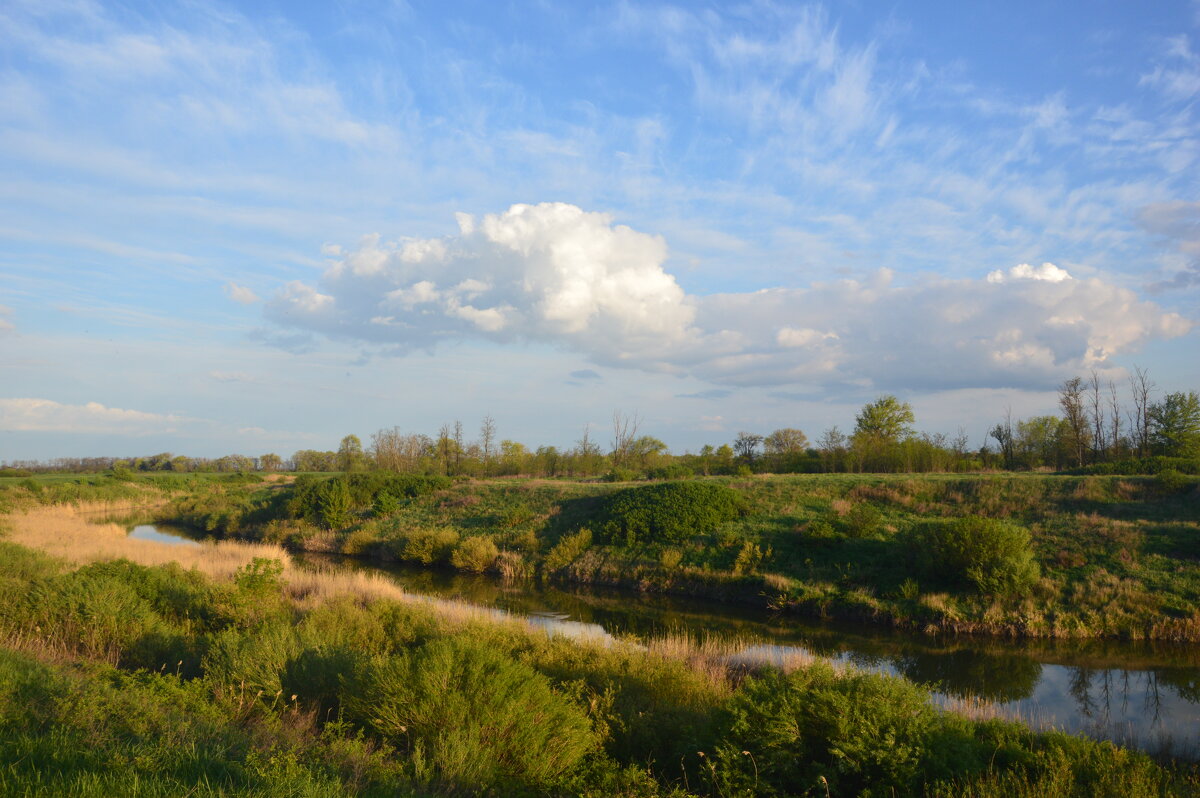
(132, 468, 1200, 641)
(0, 534, 1194, 797)
(912, 517, 1041, 597)
(598, 482, 748, 546)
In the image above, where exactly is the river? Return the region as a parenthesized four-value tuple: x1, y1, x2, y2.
(131, 523, 1200, 759)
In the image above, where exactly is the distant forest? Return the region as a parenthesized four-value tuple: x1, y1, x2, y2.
(5, 370, 1198, 478)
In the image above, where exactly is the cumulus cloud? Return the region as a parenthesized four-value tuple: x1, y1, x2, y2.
(264, 203, 1192, 392)
(224, 282, 260, 304)
(266, 203, 706, 369)
(985, 262, 1073, 284)
(0, 398, 187, 435)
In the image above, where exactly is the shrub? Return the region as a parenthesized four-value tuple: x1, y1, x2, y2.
(707, 665, 1007, 797)
(601, 468, 639, 483)
(646, 464, 695, 480)
(840, 502, 883, 538)
(912, 516, 1040, 597)
(396, 526, 459, 565)
(344, 637, 596, 791)
(599, 482, 747, 546)
(1154, 469, 1193, 495)
(542, 528, 593, 573)
(450, 536, 499, 573)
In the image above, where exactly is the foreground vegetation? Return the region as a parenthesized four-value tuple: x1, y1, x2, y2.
(0, 505, 1197, 796)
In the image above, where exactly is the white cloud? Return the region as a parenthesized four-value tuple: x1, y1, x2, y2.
(264, 204, 1192, 392)
(266, 203, 704, 362)
(0, 398, 187, 435)
(986, 262, 1073, 283)
(224, 281, 260, 304)
(0, 305, 13, 334)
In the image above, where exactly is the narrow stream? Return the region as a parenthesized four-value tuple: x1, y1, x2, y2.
(134, 524, 1200, 759)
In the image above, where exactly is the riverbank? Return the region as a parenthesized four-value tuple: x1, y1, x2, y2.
(137, 471, 1200, 642)
(1, 504, 1197, 795)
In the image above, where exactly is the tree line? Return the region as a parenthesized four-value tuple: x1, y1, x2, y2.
(3, 370, 1197, 478)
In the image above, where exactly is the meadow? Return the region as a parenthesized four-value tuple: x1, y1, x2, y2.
(1, 481, 1199, 796)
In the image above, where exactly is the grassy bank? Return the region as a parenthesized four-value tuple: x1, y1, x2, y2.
(0, 509, 1196, 796)
(4, 470, 1199, 640)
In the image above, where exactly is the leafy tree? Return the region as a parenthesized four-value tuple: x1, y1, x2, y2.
(853, 396, 915, 444)
(1150, 391, 1200, 458)
(764, 428, 808, 455)
(1058, 377, 1090, 467)
(336, 435, 366, 472)
(733, 432, 764, 462)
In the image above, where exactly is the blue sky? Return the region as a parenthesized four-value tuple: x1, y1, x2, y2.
(1, 0, 1197, 461)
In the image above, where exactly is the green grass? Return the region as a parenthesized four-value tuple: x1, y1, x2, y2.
(0, 538, 1195, 796)
(117, 471, 1200, 640)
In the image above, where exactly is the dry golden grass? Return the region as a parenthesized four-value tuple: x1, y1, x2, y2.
(4, 505, 286, 580)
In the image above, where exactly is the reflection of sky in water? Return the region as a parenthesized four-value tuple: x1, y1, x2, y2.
(280, 546, 1200, 759)
(127, 524, 200, 547)
(727, 644, 1200, 757)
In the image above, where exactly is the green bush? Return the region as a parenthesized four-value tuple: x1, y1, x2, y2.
(840, 502, 883, 538)
(542, 528, 593, 573)
(599, 482, 747, 546)
(646, 464, 695, 480)
(912, 516, 1040, 597)
(601, 468, 639, 483)
(344, 637, 596, 792)
(710, 665, 947, 796)
(395, 526, 459, 565)
(288, 473, 451, 526)
(1154, 469, 1193, 495)
(450, 535, 499, 573)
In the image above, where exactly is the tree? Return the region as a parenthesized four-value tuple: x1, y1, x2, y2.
(817, 426, 848, 472)
(1058, 377, 1090, 467)
(1087, 370, 1107, 462)
(1129, 366, 1155, 458)
(337, 435, 366, 472)
(610, 410, 641, 467)
(764, 428, 808, 455)
(853, 396, 915, 443)
(1149, 391, 1200, 458)
(733, 432, 764, 462)
(480, 415, 497, 474)
(989, 408, 1015, 470)
(259, 453, 282, 472)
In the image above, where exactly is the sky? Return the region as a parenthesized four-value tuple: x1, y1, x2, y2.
(1, 0, 1198, 461)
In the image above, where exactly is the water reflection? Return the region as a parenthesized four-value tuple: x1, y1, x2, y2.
(281, 549, 1200, 759)
(127, 523, 200, 547)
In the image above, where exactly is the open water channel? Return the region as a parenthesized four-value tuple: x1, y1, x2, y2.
(129, 523, 1200, 759)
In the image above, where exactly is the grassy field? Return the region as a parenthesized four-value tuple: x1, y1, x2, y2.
(0, 498, 1197, 796)
(3, 470, 1199, 642)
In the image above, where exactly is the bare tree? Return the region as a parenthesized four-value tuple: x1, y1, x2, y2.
(1129, 366, 1155, 458)
(1108, 380, 1122, 456)
(479, 415, 496, 475)
(1088, 370, 1107, 463)
(611, 410, 641, 466)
